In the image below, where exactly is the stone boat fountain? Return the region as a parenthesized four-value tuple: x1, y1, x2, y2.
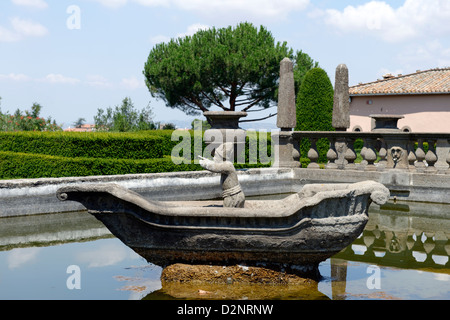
(56, 179, 388, 278)
(56, 59, 390, 279)
(56, 142, 389, 278)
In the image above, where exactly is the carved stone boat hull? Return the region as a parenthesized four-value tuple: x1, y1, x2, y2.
(56, 181, 389, 277)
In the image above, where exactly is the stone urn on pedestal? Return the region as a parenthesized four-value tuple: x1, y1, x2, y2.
(203, 111, 247, 162)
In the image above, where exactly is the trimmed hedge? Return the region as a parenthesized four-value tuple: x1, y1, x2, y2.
(0, 151, 203, 179)
(0, 130, 274, 161)
(0, 151, 271, 179)
(0, 130, 273, 179)
(0, 131, 170, 159)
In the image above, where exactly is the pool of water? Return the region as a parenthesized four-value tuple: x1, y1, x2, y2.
(0, 201, 449, 300)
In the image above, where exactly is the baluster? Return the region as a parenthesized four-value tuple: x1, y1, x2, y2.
(363, 137, 377, 171)
(326, 137, 338, 169)
(359, 140, 368, 169)
(414, 139, 426, 172)
(407, 141, 417, 172)
(425, 139, 437, 173)
(377, 138, 387, 171)
(293, 139, 301, 164)
(434, 138, 450, 173)
(423, 232, 436, 255)
(446, 146, 450, 174)
(307, 137, 320, 169)
(344, 137, 357, 170)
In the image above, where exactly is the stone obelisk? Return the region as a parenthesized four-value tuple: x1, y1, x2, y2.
(332, 64, 350, 169)
(277, 57, 296, 131)
(272, 57, 300, 168)
(332, 64, 350, 131)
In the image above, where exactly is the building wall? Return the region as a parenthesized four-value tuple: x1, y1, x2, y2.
(349, 94, 450, 132)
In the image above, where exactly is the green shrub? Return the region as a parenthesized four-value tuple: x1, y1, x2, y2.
(295, 68, 334, 164)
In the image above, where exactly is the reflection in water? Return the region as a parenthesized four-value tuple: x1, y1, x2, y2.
(330, 258, 347, 300)
(7, 247, 42, 269)
(323, 201, 450, 300)
(335, 201, 450, 272)
(0, 202, 449, 300)
(144, 280, 329, 300)
(141, 200, 450, 300)
(0, 211, 112, 251)
(76, 242, 131, 268)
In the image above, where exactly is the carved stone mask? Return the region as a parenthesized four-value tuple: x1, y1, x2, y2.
(391, 147, 404, 164)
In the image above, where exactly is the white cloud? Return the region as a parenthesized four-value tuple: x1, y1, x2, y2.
(150, 34, 171, 44)
(396, 40, 450, 70)
(0, 17, 48, 42)
(11, 0, 48, 9)
(91, 0, 128, 9)
(76, 243, 130, 268)
(92, 0, 309, 19)
(177, 23, 209, 38)
(133, 0, 169, 6)
(172, 0, 310, 19)
(7, 248, 42, 269)
(0, 72, 149, 89)
(0, 73, 32, 81)
(86, 74, 113, 88)
(322, 0, 450, 42)
(41, 74, 81, 85)
(0, 26, 21, 42)
(151, 23, 209, 44)
(91, 0, 168, 9)
(121, 76, 145, 90)
(10, 17, 48, 37)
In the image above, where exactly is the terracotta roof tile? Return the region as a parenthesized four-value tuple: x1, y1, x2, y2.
(349, 68, 450, 95)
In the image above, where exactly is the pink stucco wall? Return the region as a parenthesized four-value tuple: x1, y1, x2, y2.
(349, 94, 450, 133)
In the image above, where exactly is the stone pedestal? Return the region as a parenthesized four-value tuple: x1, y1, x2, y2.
(435, 139, 450, 173)
(271, 131, 300, 168)
(370, 114, 404, 132)
(203, 111, 247, 161)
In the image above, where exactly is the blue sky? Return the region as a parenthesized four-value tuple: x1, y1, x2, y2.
(1, 0, 449, 129)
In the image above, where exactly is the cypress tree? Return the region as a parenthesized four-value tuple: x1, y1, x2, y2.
(295, 68, 334, 164)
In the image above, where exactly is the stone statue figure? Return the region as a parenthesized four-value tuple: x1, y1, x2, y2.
(199, 143, 245, 208)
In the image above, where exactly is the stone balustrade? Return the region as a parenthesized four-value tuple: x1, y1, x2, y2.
(273, 131, 450, 174)
(272, 60, 450, 175)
